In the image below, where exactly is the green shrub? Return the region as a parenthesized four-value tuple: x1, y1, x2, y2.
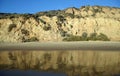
(63, 35, 82, 41)
(57, 15, 66, 23)
(63, 32, 89, 41)
(84, 6, 90, 11)
(39, 18, 46, 24)
(96, 33, 110, 41)
(82, 32, 88, 38)
(43, 25, 51, 31)
(22, 13, 32, 19)
(8, 24, 16, 32)
(70, 25, 73, 28)
(93, 9, 100, 13)
(21, 29, 29, 36)
(65, 13, 74, 18)
(0, 13, 18, 19)
(56, 21, 62, 27)
(88, 33, 97, 40)
(81, 32, 88, 41)
(23, 37, 39, 42)
(88, 33, 110, 41)
(35, 10, 63, 17)
(80, 6, 85, 9)
(63, 32, 110, 41)
(45, 10, 61, 17)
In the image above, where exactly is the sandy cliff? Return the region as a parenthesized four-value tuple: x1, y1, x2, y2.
(0, 6, 120, 42)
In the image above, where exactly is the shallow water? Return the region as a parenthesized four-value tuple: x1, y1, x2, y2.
(0, 70, 66, 76)
(0, 70, 120, 76)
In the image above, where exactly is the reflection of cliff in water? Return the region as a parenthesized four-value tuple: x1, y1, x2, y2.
(0, 50, 120, 76)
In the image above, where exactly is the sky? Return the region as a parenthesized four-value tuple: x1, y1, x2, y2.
(0, 0, 120, 14)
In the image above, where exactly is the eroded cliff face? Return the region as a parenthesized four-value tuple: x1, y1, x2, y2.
(0, 50, 120, 76)
(0, 6, 120, 42)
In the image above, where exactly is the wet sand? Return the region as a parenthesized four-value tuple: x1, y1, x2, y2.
(0, 41, 120, 51)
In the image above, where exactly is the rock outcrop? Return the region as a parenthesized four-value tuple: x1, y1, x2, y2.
(0, 6, 120, 42)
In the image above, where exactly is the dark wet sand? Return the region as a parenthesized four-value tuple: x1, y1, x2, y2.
(0, 41, 120, 51)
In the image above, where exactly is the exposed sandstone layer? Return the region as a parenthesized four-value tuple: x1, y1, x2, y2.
(0, 6, 120, 42)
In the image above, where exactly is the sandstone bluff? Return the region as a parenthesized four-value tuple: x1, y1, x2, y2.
(0, 6, 120, 42)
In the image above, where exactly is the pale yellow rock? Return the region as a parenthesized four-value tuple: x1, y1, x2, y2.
(0, 6, 120, 42)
